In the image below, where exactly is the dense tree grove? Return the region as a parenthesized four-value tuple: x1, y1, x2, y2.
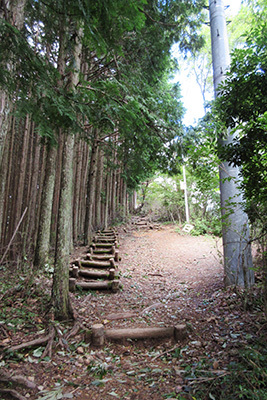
(0, 0, 205, 318)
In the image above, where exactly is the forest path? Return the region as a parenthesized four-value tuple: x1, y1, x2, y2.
(70, 225, 228, 400)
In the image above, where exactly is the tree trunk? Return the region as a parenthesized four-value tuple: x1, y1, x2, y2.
(209, 0, 254, 287)
(52, 21, 83, 320)
(0, 0, 26, 162)
(95, 146, 104, 230)
(84, 132, 99, 244)
(34, 143, 57, 268)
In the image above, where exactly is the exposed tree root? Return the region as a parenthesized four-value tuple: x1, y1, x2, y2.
(7, 332, 52, 353)
(0, 388, 27, 400)
(0, 370, 37, 400)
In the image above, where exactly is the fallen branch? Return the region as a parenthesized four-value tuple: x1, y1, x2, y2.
(140, 302, 162, 315)
(0, 207, 28, 265)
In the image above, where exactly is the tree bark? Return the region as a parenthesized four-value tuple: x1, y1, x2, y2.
(209, 0, 254, 287)
(52, 21, 83, 320)
(84, 132, 99, 244)
(95, 146, 104, 230)
(34, 143, 57, 268)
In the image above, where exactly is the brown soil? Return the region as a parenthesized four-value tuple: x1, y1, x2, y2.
(0, 223, 265, 400)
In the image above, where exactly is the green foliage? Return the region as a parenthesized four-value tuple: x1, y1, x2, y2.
(215, 11, 267, 225)
(138, 173, 186, 221)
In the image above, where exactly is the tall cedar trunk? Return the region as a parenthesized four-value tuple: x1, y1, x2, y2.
(14, 115, 31, 235)
(209, 0, 254, 287)
(104, 168, 111, 229)
(1, 116, 15, 245)
(52, 133, 75, 320)
(0, 0, 26, 163)
(84, 133, 99, 244)
(0, 122, 10, 244)
(52, 22, 83, 320)
(0, 1, 26, 250)
(34, 21, 67, 269)
(34, 144, 57, 267)
(95, 146, 104, 230)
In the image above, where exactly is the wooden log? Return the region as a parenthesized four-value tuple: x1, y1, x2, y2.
(93, 236, 116, 243)
(92, 324, 105, 346)
(111, 280, 120, 293)
(174, 325, 187, 342)
(93, 248, 113, 255)
(80, 260, 112, 269)
(105, 326, 174, 341)
(76, 279, 120, 292)
(114, 250, 119, 262)
(72, 266, 79, 278)
(69, 278, 76, 292)
(87, 253, 113, 261)
(94, 243, 113, 249)
(79, 268, 116, 280)
(109, 258, 115, 268)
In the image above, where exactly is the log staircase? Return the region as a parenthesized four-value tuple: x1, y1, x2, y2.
(69, 228, 121, 293)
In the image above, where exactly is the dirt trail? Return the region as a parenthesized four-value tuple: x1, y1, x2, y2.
(73, 225, 223, 331)
(4, 224, 261, 400)
(69, 225, 226, 399)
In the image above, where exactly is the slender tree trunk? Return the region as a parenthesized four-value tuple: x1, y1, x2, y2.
(52, 21, 83, 320)
(95, 146, 104, 230)
(52, 133, 75, 320)
(34, 143, 57, 268)
(84, 133, 99, 244)
(0, 0, 26, 162)
(209, 0, 254, 287)
(104, 168, 111, 229)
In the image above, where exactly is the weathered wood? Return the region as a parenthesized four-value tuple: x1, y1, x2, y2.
(174, 325, 187, 341)
(87, 253, 113, 261)
(93, 249, 113, 255)
(72, 266, 79, 278)
(114, 250, 119, 262)
(80, 259, 113, 269)
(105, 326, 174, 341)
(69, 278, 76, 292)
(91, 324, 105, 346)
(75, 279, 120, 292)
(93, 243, 113, 249)
(79, 268, 116, 280)
(93, 236, 116, 243)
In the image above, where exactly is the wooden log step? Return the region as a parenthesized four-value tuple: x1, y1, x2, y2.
(69, 278, 120, 293)
(99, 230, 116, 235)
(93, 237, 116, 243)
(86, 253, 112, 261)
(80, 259, 115, 269)
(79, 268, 116, 280)
(93, 243, 115, 249)
(90, 324, 187, 346)
(106, 327, 174, 340)
(92, 248, 113, 255)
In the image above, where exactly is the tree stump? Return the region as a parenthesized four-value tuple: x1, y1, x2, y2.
(91, 324, 105, 346)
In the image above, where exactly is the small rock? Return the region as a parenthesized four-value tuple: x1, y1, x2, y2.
(77, 346, 84, 354)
